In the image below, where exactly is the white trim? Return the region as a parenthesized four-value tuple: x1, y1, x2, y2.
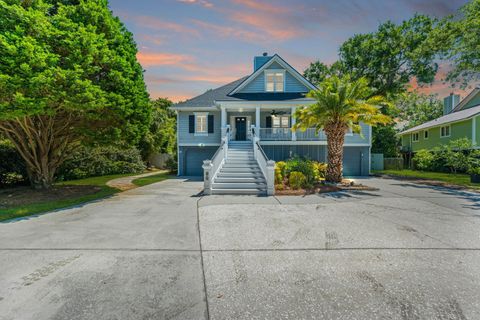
(176, 111, 180, 176)
(264, 69, 286, 93)
(259, 141, 370, 146)
(229, 54, 317, 95)
(194, 112, 208, 136)
(179, 143, 221, 147)
(440, 125, 451, 138)
(472, 116, 477, 146)
(452, 87, 479, 112)
(171, 106, 217, 111)
(412, 132, 419, 142)
(216, 100, 315, 108)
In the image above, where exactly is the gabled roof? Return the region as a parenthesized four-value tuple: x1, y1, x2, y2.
(172, 77, 248, 109)
(452, 86, 480, 112)
(400, 104, 480, 134)
(228, 54, 317, 95)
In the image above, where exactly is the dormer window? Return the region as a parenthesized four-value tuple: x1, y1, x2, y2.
(265, 70, 284, 92)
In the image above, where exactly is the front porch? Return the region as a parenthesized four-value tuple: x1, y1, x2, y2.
(220, 106, 326, 142)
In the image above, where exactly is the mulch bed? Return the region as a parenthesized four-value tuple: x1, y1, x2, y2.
(275, 180, 378, 196)
(0, 185, 102, 209)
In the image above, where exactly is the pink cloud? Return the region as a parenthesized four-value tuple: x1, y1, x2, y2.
(191, 19, 266, 42)
(137, 52, 194, 67)
(231, 0, 288, 14)
(177, 0, 214, 8)
(132, 15, 199, 37)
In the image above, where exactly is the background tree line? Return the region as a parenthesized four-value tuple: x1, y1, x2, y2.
(303, 0, 480, 157)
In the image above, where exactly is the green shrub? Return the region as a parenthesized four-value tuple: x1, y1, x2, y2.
(312, 161, 327, 181)
(413, 149, 434, 171)
(165, 156, 178, 174)
(58, 145, 145, 180)
(289, 171, 306, 190)
(275, 183, 284, 191)
(0, 140, 28, 187)
(283, 157, 326, 184)
(285, 157, 316, 184)
(469, 166, 480, 175)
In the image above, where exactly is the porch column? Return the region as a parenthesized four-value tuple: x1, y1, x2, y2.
(291, 106, 297, 141)
(255, 106, 261, 137)
(221, 106, 227, 137)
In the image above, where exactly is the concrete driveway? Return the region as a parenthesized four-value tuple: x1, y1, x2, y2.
(1, 177, 480, 319)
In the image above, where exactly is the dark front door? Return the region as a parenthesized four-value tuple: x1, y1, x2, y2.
(235, 117, 247, 140)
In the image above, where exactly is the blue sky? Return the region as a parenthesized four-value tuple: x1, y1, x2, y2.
(110, 0, 469, 102)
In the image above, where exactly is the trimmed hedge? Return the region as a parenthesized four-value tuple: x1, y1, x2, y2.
(57, 146, 145, 181)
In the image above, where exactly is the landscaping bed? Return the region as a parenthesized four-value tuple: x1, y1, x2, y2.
(275, 179, 378, 195)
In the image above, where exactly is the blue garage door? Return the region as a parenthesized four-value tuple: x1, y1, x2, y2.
(184, 147, 217, 176)
(343, 147, 363, 176)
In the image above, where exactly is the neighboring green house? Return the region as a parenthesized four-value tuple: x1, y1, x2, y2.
(399, 87, 480, 153)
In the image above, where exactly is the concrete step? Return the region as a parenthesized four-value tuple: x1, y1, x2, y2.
(211, 188, 266, 195)
(214, 177, 266, 183)
(222, 165, 260, 169)
(220, 167, 263, 173)
(217, 172, 264, 177)
(212, 182, 267, 189)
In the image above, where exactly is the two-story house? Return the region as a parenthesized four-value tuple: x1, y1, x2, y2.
(172, 53, 372, 195)
(399, 87, 480, 154)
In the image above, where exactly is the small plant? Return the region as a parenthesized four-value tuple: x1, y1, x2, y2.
(166, 156, 178, 174)
(312, 162, 327, 181)
(275, 184, 285, 191)
(289, 171, 306, 190)
(413, 149, 434, 171)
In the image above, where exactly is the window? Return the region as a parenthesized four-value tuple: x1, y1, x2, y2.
(272, 115, 289, 128)
(440, 125, 450, 138)
(195, 113, 207, 134)
(265, 70, 284, 92)
(412, 132, 419, 142)
(424, 130, 429, 139)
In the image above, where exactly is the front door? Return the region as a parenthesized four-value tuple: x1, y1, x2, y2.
(235, 117, 247, 140)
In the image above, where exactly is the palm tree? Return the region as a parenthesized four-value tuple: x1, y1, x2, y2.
(293, 75, 391, 183)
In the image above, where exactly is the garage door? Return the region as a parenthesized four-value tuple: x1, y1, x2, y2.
(184, 147, 217, 176)
(343, 147, 363, 176)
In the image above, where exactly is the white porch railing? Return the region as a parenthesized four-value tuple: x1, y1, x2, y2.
(258, 128, 326, 141)
(259, 128, 292, 141)
(203, 129, 229, 195)
(296, 128, 326, 141)
(252, 132, 275, 196)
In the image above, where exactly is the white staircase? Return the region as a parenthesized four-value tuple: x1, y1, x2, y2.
(211, 141, 267, 195)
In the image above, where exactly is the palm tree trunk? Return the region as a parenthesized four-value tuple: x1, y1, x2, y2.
(324, 122, 346, 183)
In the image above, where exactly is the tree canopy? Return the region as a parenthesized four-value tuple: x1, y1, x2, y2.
(0, 0, 151, 188)
(138, 98, 176, 160)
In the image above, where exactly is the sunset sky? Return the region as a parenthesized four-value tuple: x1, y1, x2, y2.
(110, 0, 472, 102)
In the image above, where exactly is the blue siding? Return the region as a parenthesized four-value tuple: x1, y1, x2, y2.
(178, 111, 221, 145)
(259, 145, 370, 176)
(240, 61, 310, 93)
(178, 146, 217, 176)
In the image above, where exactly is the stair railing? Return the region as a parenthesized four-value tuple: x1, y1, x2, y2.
(252, 130, 275, 196)
(203, 127, 229, 195)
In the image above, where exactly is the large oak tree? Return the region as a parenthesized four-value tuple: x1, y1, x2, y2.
(0, 0, 151, 189)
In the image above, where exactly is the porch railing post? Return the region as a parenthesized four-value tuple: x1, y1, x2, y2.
(202, 160, 213, 195)
(266, 160, 275, 196)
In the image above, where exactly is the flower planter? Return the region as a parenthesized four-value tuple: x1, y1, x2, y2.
(470, 174, 480, 184)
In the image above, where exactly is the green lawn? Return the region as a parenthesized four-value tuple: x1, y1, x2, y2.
(375, 169, 480, 190)
(1, 173, 140, 222)
(132, 172, 172, 187)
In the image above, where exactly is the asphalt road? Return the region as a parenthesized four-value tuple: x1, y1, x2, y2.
(1, 177, 479, 319)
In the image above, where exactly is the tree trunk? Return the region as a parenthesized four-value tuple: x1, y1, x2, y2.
(0, 115, 75, 189)
(324, 122, 347, 183)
